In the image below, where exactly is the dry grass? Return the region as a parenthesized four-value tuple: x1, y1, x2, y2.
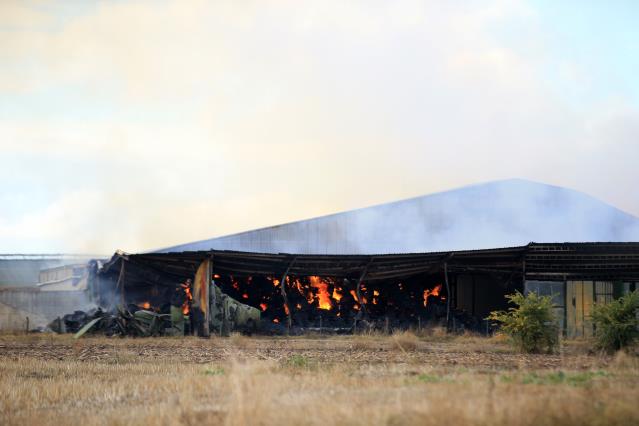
(1, 334, 638, 425)
(228, 332, 250, 349)
(391, 330, 419, 351)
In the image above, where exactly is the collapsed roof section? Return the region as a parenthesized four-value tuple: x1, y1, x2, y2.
(99, 242, 639, 289)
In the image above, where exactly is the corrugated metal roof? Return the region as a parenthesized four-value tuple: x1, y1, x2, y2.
(153, 180, 639, 255)
(102, 242, 639, 288)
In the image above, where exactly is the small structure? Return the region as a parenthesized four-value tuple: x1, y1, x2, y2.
(0, 255, 99, 331)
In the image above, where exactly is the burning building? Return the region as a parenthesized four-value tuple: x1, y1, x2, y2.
(86, 180, 639, 337)
(91, 243, 639, 337)
(4, 180, 639, 337)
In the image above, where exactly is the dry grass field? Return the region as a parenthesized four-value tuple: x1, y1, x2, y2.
(1, 331, 638, 426)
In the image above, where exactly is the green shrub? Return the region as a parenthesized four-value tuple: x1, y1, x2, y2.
(591, 290, 639, 352)
(488, 291, 559, 354)
(286, 354, 310, 368)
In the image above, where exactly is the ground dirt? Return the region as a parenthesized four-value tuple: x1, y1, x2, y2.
(1, 332, 638, 425)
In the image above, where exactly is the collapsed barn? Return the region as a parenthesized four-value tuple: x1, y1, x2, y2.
(89, 242, 639, 337)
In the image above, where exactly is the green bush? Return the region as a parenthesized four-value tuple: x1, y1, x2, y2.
(488, 291, 559, 354)
(591, 290, 639, 352)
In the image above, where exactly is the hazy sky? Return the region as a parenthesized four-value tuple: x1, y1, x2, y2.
(1, 0, 638, 254)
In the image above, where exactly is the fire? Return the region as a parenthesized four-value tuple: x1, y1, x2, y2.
(181, 283, 192, 315)
(242, 293, 249, 299)
(273, 318, 279, 323)
(373, 290, 379, 296)
(284, 304, 290, 315)
(272, 279, 280, 287)
(350, 289, 358, 302)
(306, 292, 315, 304)
(260, 303, 267, 311)
(213, 274, 220, 279)
(423, 284, 442, 307)
(140, 301, 151, 310)
(309, 276, 332, 310)
(332, 287, 343, 301)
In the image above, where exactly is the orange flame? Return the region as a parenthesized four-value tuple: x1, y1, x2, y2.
(332, 287, 343, 301)
(309, 276, 332, 310)
(140, 302, 151, 310)
(181, 283, 192, 315)
(423, 284, 442, 307)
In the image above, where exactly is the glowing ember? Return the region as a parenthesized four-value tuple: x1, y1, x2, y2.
(306, 292, 315, 304)
(213, 274, 220, 279)
(284, 304, 290, 315)
(296, 303, 302, 310)
(242, 293, 249, 299)
(373, 290, 379, 296)
(140, 301, 151, 310)
(309, 276, 332, 310)
(273, 318, 280, 323)
(423, 284, 442, 307)
(181, 283, 192, 315)
(350, 289, 359, 302)
(260, 303, 267, 311)
(272, 279, 280, 287)
(332, 287, 343, 301)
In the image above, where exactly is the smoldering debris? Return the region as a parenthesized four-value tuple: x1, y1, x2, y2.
(48, 305, 176, 338)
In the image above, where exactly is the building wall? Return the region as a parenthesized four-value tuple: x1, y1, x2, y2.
(525, 280, 635, 338)
(456, 274, 512, 321)
(0, 289, 94, 330)
(0, 256, 94, 288)
(0, 302, 49, 331)
(37, 264, 88, 291)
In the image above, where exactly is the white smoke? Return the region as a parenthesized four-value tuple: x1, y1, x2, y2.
(156, 179, 639, 254)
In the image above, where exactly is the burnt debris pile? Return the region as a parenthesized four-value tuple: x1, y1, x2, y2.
(49, 305, 176, 338)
